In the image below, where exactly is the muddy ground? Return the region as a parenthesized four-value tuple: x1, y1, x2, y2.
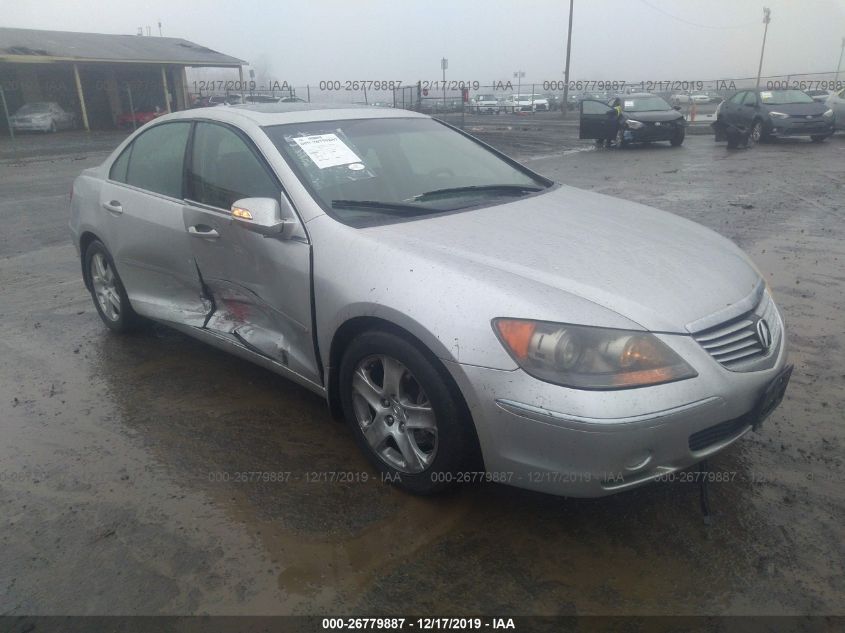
(0, 121, 843, 618)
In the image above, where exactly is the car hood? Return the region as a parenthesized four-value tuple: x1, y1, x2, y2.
(623, 110, 683, 123)
(370, 186, 760, 333)
(762, 102, 828, 116)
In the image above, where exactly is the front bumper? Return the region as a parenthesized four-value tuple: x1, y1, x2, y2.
(769, 120, 833, 137)
(624, 122, 683, 142)
(444, 311, 788, 497)
(11, 121, 51, 132)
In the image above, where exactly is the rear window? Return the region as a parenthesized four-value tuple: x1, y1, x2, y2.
(123, 122, 191, 198)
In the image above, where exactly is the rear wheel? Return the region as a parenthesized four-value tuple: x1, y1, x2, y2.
(810, 134, 828, 143)
(84, 240, 142, 332)
(339, 330, 475, 495)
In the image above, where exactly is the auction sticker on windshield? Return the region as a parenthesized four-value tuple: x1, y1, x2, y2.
(292, 133, 362, 169)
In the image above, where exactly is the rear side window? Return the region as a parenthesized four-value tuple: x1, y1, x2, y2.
(188, 122, 279, 210)
(124, 122, 191, 198)
(729, 92, 746, 104)
(743, 92, 758, 106)
(109, 146, 131, 183)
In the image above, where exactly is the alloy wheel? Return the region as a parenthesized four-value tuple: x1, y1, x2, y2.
(351, 354, 438, 474)
(90, 252, 121, 321)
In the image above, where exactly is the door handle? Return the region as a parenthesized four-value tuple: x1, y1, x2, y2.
(188, 225, 220, 239)
(102, 200, 123, 214)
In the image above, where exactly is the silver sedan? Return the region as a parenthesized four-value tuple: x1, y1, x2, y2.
(69, 104, 792, 497)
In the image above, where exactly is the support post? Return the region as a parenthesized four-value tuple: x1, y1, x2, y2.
(238, 66, 245, 102)
(561, 0, 574, 118)
(73, 64, 90, 131)
(161, 66, 172, 113)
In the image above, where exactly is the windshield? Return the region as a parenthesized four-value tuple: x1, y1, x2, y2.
(16, 103, 52, 114)
(264, 117, 549, 223)
(622, 96, 672, 112)
(760, 90, 815, 105)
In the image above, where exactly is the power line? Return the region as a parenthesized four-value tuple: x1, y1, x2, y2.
(637, 0, 758, 30)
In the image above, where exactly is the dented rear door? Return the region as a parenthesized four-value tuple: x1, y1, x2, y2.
(181, 121, 321, 386)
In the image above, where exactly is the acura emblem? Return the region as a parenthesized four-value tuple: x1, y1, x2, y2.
(756, 318, 772, 350)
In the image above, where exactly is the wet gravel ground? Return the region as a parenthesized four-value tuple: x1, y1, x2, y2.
(0, 122, 843, 617)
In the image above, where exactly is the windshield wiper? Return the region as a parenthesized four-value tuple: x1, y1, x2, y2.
(411, 184, 543, 201)
(331, 199, 436, 216)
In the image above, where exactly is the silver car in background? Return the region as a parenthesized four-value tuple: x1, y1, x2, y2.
(10, 101, 75, 133)
(69, 104, 792, 497)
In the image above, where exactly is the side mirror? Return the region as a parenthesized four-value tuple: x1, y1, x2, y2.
(231, 197, 296, 239)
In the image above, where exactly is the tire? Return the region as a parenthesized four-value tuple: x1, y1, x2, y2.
(670, 128, 685, 146)
(750, 120, 765, 144)
(339, 330, 475, 495)
(49, 121, 57, 133)
(810, 135, 828, 143)
(83, 240, 142, 332)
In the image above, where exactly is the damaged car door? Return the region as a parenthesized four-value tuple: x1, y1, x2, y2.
(99, 121, 209, 325)
(181, 120, 320, 385)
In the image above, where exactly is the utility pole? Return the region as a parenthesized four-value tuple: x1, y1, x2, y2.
(441, 57, 448, 107)
(514, 70, 525, 111)
(835, 37, 845, 86)
(158, 21, 162, 37)
(561, 0, 574, 118)
(755, 7, 771, 89)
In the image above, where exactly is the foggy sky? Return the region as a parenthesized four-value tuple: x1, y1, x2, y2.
(4, 0, 845, 84)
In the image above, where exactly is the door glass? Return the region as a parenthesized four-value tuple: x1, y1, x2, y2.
(730, 92, 746, 104)
(125, 122, 190, 198)
(110, 146, 131, 183)
(188, 122, 280, 210)
(582, 100, 612, 115)
(742, 92, 758, 106)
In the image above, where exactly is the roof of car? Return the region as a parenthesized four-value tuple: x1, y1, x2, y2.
(165, 103, 427, 126)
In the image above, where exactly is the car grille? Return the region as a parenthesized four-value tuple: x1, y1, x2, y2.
(688, 413, 752, 452)
(691, 290, 781, 371)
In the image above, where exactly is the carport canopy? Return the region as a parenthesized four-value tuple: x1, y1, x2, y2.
(0, 27, 245, 131)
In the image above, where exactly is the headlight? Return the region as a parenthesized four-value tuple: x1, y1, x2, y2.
(626, 120, 645, 129)
(823, 108, 834, 118)
(769, 111, 789, 119)
(493, 319, 697, 390)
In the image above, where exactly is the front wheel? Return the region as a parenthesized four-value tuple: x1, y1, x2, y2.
(670, 128, 685, 146)
(750, 120, 765, 144)
(339, 330, 476, 495)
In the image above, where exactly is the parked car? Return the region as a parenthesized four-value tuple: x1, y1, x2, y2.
(826, 87, 845, 130)
(280, 96, 307, 103)
(472, 94, 502, 114)
(70, 105, 791, 498)
(714, 89, 834, 143)
(9, 102, 75, 133)
(504, 94, 549, 112)
(192, 95, 244, 107)
(541, 94, 561, 111)
(579, 93, 686, 147)
(117, 107, 165, 128)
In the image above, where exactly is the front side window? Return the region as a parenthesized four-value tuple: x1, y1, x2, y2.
(743, 92, 759, 106)
(188, 122, 280, 210)
(730, 92, 746, 104)
(124, 122, 190, 198)
(264, 117, 549, 224)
